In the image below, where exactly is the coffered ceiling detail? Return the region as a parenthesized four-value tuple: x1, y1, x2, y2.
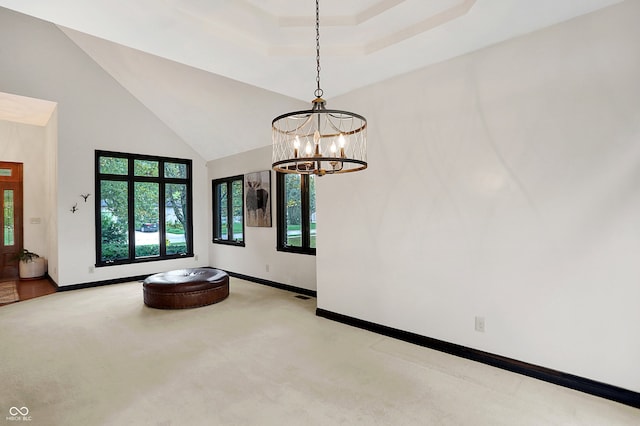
(0, 0, 624, 161)
(0, 0, 623, 101)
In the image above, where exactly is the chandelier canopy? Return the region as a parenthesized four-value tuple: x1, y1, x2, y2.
(271, 0, 367, 176)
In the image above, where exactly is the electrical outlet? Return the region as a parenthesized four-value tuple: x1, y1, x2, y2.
(475, 316, 485, 333)
(89, 266, 95, 274)
(265, 264, 270, 272)
(194, 255, 199, 262)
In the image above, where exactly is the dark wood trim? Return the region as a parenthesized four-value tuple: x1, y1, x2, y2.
(45, 274, 59, 289)
(275, 172, 316, 256)
(223, 270, 316, 298)
(316, 308, 640, 409)
(55, 270, 317, 298)
(211, 175, 245, 246)
(0, 161, 23, 281)
(56, 274, 150, 292)
(95, 150, 194, 267)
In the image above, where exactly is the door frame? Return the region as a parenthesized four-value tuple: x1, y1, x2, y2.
(0, 161, 24, 281)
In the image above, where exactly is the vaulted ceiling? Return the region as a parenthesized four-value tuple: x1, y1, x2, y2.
(0, 0, 623, 160)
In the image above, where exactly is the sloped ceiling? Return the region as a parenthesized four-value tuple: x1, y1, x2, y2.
(0, 92, 57, 127)
(0, 0, 623, 161)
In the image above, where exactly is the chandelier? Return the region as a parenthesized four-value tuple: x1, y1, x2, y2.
(272, 0, 367, 176)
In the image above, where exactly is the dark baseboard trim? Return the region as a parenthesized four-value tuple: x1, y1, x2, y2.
(53, 269, 317, 298)
(223, 270, 317, 298)
(56, 275, 149, 292)
(316, 308, 640, 409)
(48, 274, 60, 290)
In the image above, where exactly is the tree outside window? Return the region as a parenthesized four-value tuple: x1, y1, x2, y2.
(212, 176, 244, 246)
(277, 173, 315, 255)
(95, 151, 193, 265)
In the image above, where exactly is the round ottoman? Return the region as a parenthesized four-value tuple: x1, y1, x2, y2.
(143, 268, 229, 309)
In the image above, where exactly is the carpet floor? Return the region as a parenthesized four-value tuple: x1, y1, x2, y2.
(0, 280, 19, 304)
(0, 278, 638, 425)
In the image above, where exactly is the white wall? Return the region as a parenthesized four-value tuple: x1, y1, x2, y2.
(0, 119, 52, 258)
(45, 109, 59, 283)
(208, 145, 317, 291)
(0, 7, 209, 286)
(318, 1, 640, 392)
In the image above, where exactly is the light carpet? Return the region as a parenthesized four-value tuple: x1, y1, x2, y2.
(0, 280, 19, 304)
(0, 278, 638, 425)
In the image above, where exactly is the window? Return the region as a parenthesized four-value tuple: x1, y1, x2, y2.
(212, 175, 244, 246)
(95, 151, 193, 266)
(276, 173, 316, 255)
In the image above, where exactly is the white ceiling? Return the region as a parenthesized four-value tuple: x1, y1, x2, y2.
(0, 0, 623, 160)
(0, 92, 57, 127)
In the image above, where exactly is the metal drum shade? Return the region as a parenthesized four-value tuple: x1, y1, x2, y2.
(272, 98, 367, 176)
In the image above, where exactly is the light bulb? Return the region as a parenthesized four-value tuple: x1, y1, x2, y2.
(338, 133, 346, 148)
(313, 130, 322, 156)
(330, 142, 337, 156)
(305, 141, 312, 155)
(293, 136, 300, 158)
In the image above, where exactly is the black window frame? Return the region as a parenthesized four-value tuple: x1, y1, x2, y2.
(212, 175, 245, 247)
(94, 150, 194, 267)
(276, 172, 316, 255)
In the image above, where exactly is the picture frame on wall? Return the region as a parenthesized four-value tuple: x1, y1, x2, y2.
(244, 170, 271, 227)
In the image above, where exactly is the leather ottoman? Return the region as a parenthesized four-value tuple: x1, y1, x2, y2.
(143, 268, 229, 309)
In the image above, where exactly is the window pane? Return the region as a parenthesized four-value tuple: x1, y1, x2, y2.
(284, 174, 302, 247)
(216, 183, 228, 240)
(134, 182, 159, 258)
(4, 190, 14, 246)
(166, 183, 188, 255)
(232, 180, 243, 242)
(309, 175, 316, 249)
(96, 151, 193, 265)
(100, 180, 129, 262)
(99, 157, 128, 175)
(165, 162, 187, 179)
(134, 160, 159, 177)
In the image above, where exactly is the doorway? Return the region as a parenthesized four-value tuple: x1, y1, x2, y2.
(0, 162, 23, 281)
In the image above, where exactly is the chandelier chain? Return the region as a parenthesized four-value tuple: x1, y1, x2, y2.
(315, 0, 323, 98)
(271, 0, 367, 176)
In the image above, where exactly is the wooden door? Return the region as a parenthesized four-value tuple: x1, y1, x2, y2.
(0, 162, 23, 281)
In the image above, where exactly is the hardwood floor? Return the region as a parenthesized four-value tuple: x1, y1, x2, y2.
(0, 277, 57, 306)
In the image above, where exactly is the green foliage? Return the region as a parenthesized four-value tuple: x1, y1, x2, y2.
(284, 174, 316, 227)
(135, 243, 159, 257)
(285, 174, 301, 225)
(233, 222, 243, 235)
(166, 221, 184, 234)
(165, 162, 187, 178)
(99, 157, 128, 175)
(101, 242, 188, 261)
(166, 183, 187, 229)
(98, 154, 191, 262)
(166, 242, 188, 256)
(101, 212, 127, 245)
(134, 182, 159, 229)
(134, 160, 158, 177)
(15, 249, 40, 263)
(136, 243, 187, 257)
(101, 243, 128, 262)
(101, 180, 128, 224)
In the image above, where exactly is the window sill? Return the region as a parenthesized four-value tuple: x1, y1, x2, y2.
(212, 239, 245, 247)
(276, 246, 316, 256)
